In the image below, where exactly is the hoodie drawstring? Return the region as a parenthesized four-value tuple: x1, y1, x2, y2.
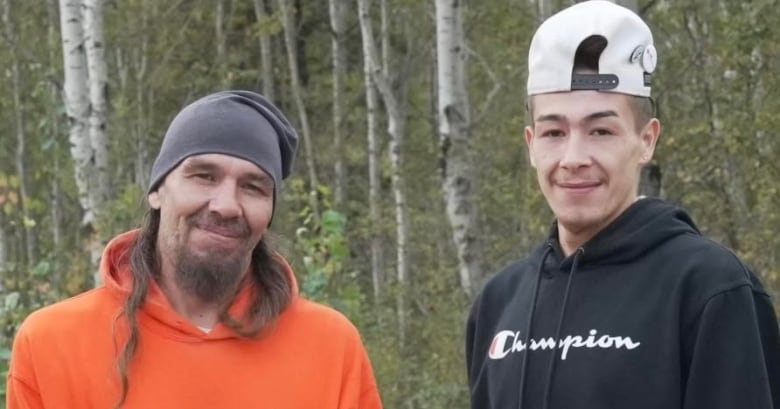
(542, 247, 584, 409)
(517, 243, 554, 409)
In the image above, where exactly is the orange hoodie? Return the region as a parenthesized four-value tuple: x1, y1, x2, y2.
(7, 230, 383, 409)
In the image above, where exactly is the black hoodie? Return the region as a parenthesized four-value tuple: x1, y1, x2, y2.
(466, 198, 780, 409)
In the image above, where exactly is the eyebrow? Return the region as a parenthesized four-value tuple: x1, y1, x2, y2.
(181, 158, 218, 173)
(583, 110, 619, 121)
(535, 110, 619, 123)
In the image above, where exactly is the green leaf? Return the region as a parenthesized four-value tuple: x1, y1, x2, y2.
(3, 292, 20, 311)
(31, 260, 51, 278)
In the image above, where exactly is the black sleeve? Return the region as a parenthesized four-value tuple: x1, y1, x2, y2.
(754, 288, 780, 408)
(465, 291, 489, 409)
(682, 285, 779, 409)
(465, 293, 481, 389)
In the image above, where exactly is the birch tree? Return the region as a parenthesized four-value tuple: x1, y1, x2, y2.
(59, 0, 91, 221)
(253, 0, 275, 101)
(84, 0, 109, 212)
(278, 0, 321, 222)
(0, 175, 7, 281)
(0, 208, 5, 279)
(83, 0, 110, 283)
(60, 0, 103, 285)
(535, 0, 551, 21)
(358, 0, 410, 344)
(329, 0, 347, 208)
(133, 0, 151, 187)
(360, 0, 384, 301)
(216, 0, 227, 86)
(2, 0, 36, 267)
(435, 0, 485, 297)
(46, 0, 64, 276)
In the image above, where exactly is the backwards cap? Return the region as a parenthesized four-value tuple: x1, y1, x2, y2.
(527, 0, 657, 97)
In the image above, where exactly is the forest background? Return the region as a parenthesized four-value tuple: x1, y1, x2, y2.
(1, 0, 778, 407)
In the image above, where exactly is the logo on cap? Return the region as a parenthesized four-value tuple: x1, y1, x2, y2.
(641, 45, 657, 73)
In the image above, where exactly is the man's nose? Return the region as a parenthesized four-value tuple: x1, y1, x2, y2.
(207, 181, 242, 219)
(559, 133, 592, 170)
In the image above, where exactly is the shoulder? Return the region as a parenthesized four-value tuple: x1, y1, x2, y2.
(669, 233, 758, 291)
(664, 233, 771, 319)
(282, 296, 363, 339)
(16, 286, 119, 339)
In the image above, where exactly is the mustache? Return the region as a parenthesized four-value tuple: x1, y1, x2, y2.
(188, 209, 250, 237)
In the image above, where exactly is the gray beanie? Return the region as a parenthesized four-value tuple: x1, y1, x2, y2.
(148, 90, 298, 221)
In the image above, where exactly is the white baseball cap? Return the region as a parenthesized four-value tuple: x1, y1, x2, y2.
(527, 0, 657, 97)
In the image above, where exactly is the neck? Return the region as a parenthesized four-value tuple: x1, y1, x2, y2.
(158, 273, 224, 329)
(556, 195, 644, 257)
(557, 226, 594, 257)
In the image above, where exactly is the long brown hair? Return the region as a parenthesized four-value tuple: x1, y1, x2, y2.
(113, 208, 293, 408)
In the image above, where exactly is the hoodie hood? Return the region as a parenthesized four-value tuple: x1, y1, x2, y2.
(99, 229, 299, 341)
(545, 197, 700, 270)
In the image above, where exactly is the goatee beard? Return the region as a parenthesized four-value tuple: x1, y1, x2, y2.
(174, 210, 253, 305)
(174, 247, 247, 305)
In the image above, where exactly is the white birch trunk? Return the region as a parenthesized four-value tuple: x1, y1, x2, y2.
(47, 0, 63, 278)
(3, 0, 36, 267)
(329, 0, 347, 208)
(0, 210, 6, 277)
(59, 0, 93, 226)
(707, 88, 748, 248)
(536, 0, 551, 20)
(278, 0, 321, 223)
(362, 16, 384, 302)
(216, 0, 227, 86)
(0, 175, 6, 274)
(253, 0, 275, 101)
(83, 0, 110, 284)
(133, 0, 150, 187)
(435, 0, 485, 297)
(358, 0, 409, 345)
(61, 0, 102, 285)
(84, 0, 109, 207)
(380, 0, 389, 79)
(365, 71, 384, 302)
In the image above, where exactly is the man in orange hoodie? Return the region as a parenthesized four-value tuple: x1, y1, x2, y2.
(6, 90, 383, 409)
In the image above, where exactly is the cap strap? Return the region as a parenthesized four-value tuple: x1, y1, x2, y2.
(571, 73, 619, 90)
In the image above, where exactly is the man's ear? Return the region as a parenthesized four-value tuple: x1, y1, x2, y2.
(639, 118, 661, 165)
(524, 125, 536, 168)
(148, 191, 161, 209)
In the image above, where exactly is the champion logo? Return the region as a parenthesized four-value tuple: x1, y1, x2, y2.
(488, 329, 640, 360)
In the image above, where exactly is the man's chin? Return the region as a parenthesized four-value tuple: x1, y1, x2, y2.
(555, 210, 602, 233)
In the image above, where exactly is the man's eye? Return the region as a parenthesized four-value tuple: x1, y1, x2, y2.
(244, 184, 269, 195)
(592, 128, 613, 136)
(194, 173, 215, 181)
(541, 129, 564, 137)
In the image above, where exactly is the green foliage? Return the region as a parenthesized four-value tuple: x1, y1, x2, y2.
(291, 181, 363, 324)
(98, 183, 146, 240)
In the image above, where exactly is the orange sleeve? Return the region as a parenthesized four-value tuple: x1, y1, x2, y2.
(357, 346, 383, 409)
(6, 375, 44, 409)
(337, 324, 382, 409)
(6, 329, 45, 409)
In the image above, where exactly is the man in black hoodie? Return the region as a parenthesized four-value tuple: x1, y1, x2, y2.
(465, 1, 780, 409)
